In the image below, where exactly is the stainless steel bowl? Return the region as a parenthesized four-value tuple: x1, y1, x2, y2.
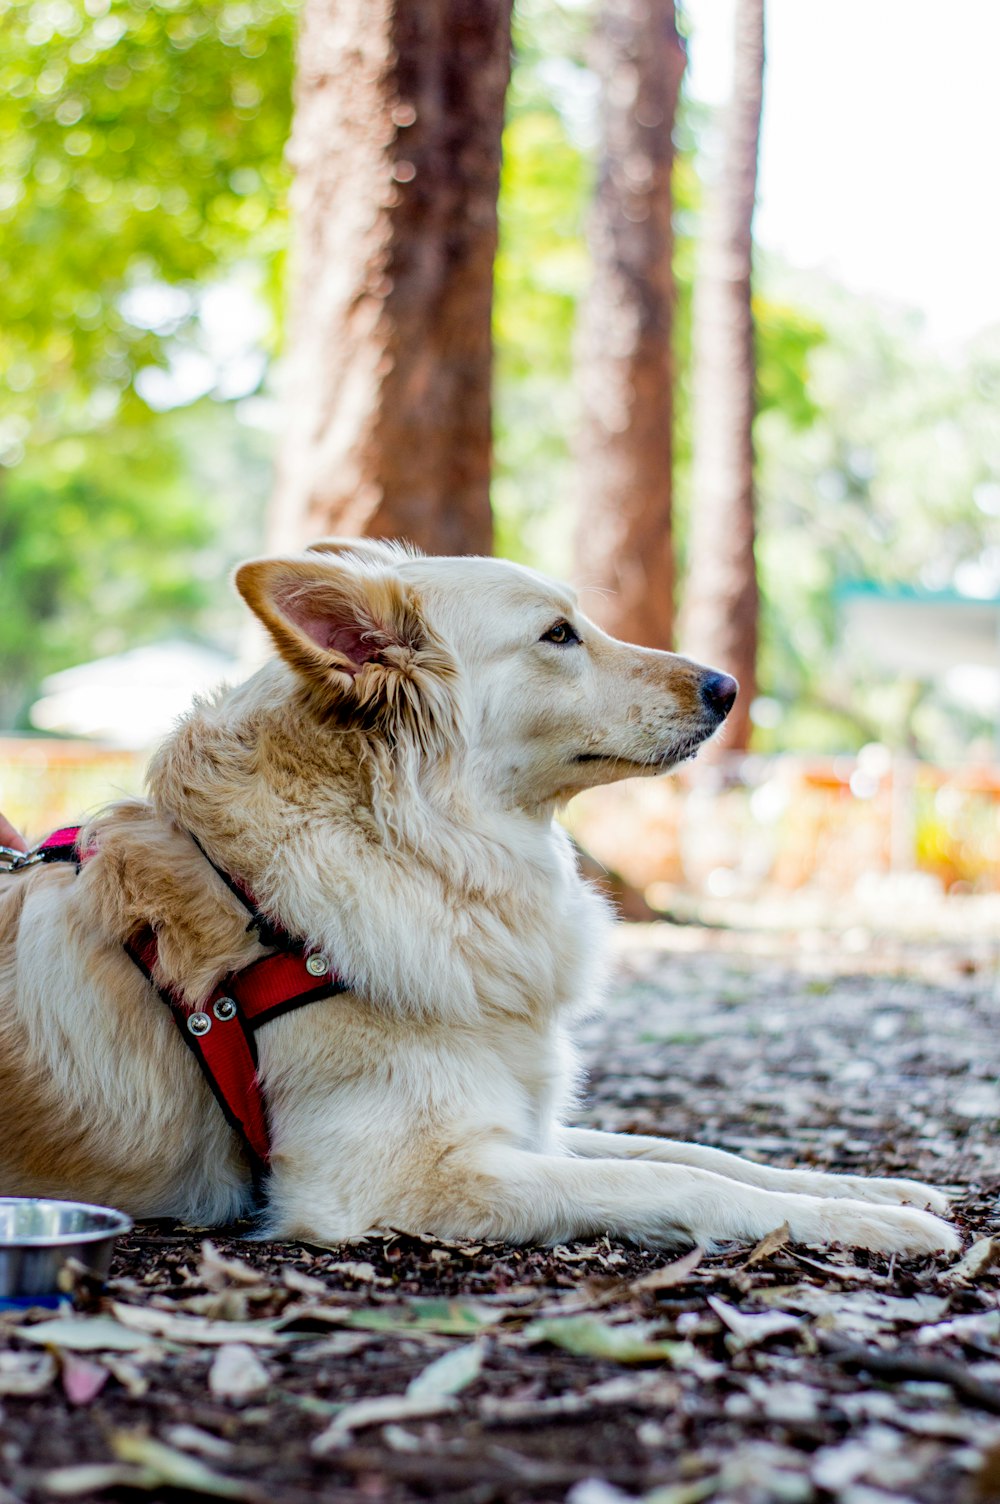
(0, 1198, 133, 1307)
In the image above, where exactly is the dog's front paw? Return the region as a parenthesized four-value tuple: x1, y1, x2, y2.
(829, 1174, 951, 1216)
(797, 1199, 960, 1257)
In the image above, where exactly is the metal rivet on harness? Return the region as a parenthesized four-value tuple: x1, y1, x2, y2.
(305, 953, 330, 977)
(187, 1011, 212, 1036)
(213, 996, 238, 1021)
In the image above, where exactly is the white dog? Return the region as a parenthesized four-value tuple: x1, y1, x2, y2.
(0, 542, 957, 1255)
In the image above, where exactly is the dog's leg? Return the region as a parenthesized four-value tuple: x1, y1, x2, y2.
(427, 1144, 958, 1254)
(556, 1128, 950, 1215)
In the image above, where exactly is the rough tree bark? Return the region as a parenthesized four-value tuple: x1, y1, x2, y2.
(572, 0, 686, 649)
(681, 0, 765, 750)
(269, 0, 512, 556)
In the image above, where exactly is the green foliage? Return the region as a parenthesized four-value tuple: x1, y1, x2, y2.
(495, 109, 589, 390)
(754, 295, 824, 428)
(0, 0, 295, 722)
(0, 420, 206, 724)
(492, 0, 593, 567)
(752, 265, 1000, 758)
(0, 0, 295, 429)
(0, 397, 272, 725)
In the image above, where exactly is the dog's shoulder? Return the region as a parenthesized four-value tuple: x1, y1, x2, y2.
(77, 798, 265, 1003)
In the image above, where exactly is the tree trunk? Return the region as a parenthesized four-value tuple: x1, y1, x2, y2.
(681, 0, 765, 751)
(572, 0, 685, 649)
(269, 0, 512, 556)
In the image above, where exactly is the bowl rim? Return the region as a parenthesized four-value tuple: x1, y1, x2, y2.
(0, 1197, 133, 1248)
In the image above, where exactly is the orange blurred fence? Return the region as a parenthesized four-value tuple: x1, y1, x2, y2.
(569, 753, 1000, 900)
(0, 738, 146, 844)
(1, 736, 998, 898)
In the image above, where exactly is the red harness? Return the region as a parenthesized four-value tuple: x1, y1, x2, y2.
(32, 826, 348, 1181)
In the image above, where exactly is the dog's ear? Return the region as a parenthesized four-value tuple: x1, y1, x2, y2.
(235, 554, 431, 683)
(306, 537, 421, 566)
(234, 554, 458, 748)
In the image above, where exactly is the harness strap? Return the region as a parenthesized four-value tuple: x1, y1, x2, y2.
(34, 826, 348, 1177)
(187, 831, 287, 949)
(36, 826, 88, 866)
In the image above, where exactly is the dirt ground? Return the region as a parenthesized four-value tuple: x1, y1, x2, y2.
(2, 907, 999, 1504)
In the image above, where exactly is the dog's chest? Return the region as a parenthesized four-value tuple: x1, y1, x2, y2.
(264, 822, 611, 1026)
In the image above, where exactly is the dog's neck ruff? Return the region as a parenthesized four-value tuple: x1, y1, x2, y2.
(33, 826, 348, 1179)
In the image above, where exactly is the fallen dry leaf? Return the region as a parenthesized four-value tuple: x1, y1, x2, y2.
(788, 1251, 886, 1284)
(914, 1310, 1000, 1347)
(292, 1331, 374, 1360)
(480, 1371, 679, 1425)
(406, 1341, 484, 1400)
(110, 1302, 287, 1347)
(312, 1392, 458, 1453)
(744, 1221, 791, 1267)
(706, 1295, 803, 1352)
(61, 1353, 109, 1405)
(0, 1349, 56, 1396)
(945, 1236, 1000, 1284)
(344, 1297, 504, 1336)
(324, 1260, 387, 1285)
(100, 1355, 149, 1397)
(274, 1301, 356, 1330)
(15, 1315, 156, 1353)
(198, 1242, 265, 1290)
(39, 1462, 145, 1497)
(524, 1314, 691, 1364)
(630, 1245, 704, 1292)
(280, 1267, 329, 1297)
(111, 1431, 259, 1499)
(208, 1342, 270, 1400)
(164, 1424, 237, 1461)
(756, 1286, 949, 1335)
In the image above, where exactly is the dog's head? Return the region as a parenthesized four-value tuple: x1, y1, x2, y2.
(235, 541, 737, 810)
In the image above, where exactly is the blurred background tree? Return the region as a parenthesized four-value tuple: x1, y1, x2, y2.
(680, 0, 764, 749)
(571, 0, 685, 649)
(269, 0, 510, 557)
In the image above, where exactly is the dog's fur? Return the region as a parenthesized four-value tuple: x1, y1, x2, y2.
(0, 543, 958, 1254)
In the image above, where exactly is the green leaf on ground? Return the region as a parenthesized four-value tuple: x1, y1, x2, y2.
(346, 1299, 503, 1336)
(524, 1315, 690, 1363)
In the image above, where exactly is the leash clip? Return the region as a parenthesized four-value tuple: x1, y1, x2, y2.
(0, 846, 44, 873)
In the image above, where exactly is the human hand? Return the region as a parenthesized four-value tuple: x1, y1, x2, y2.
(0, 813, 27, 853)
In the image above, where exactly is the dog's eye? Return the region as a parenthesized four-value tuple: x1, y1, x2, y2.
(540, 620, 580, 646)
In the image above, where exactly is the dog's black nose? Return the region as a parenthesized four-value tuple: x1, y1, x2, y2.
(700, 672, 738, 720)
